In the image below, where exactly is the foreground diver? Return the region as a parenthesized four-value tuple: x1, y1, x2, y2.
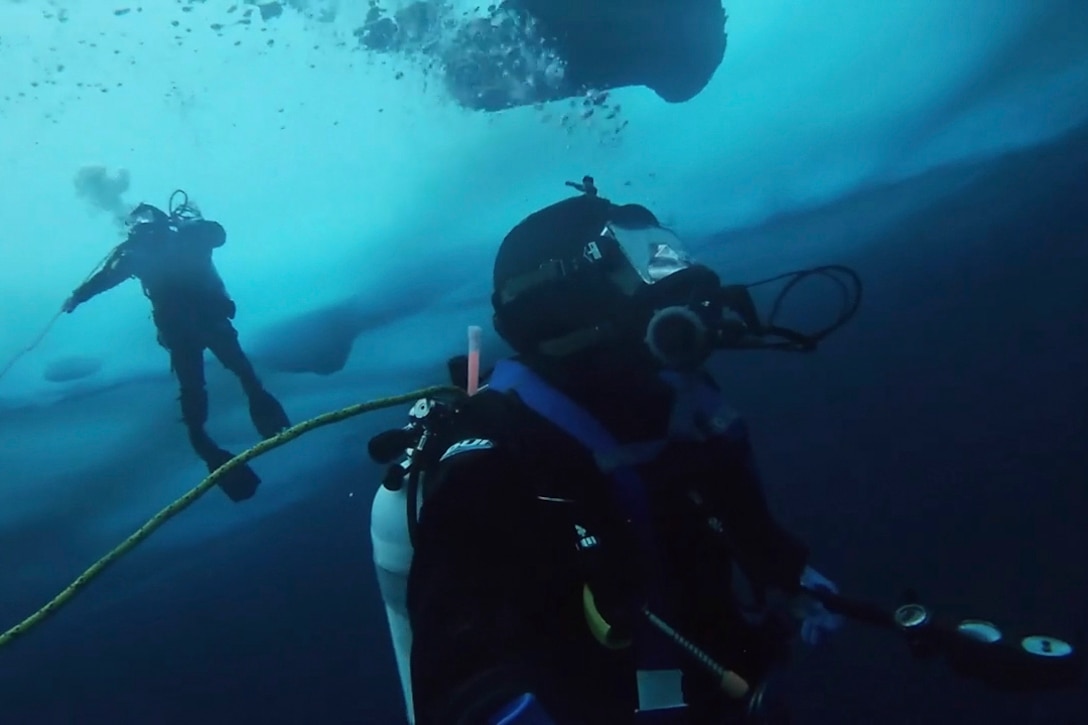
(62, 191, 290, 501)
(373, 181, 847, 724)
(359, 0, 728, 112)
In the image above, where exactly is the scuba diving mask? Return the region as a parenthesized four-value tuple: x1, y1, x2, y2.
(125, 203, 170, 234)
(494, 177, 863, 367)
(600, 221, 729, 370)
(123, 189, 202, 237)
(596, 208, 863, 370)
(610, 219, 863, 369)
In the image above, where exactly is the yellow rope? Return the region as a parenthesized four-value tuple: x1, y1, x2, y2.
(0, 383, 465, 650)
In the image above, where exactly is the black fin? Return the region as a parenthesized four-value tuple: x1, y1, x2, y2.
(203, 446, 261, 502)
(248, 389, 291, 439)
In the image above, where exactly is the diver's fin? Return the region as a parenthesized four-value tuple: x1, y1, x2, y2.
(203, 446, 261, 502)
(248, 388, 291, 439)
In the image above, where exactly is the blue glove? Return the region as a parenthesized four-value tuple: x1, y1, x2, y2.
(797, 566, 845, 646)
(489, 693, 555, 725)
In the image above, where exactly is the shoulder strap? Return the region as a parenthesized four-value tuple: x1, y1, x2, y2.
(487, 359, 687, 671)
(487, 359, 656, 550)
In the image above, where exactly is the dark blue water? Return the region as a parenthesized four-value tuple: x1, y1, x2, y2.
(1, 124, 1086, 724)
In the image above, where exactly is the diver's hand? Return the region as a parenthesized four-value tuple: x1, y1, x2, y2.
(488, 693, 555, 725)
(61, 295, 79, 314)
(795, 566, 845, 645)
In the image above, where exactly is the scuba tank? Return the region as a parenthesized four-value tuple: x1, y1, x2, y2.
(371, 474, 418, 723)
(369, 394, 464, 725)
(369, 332, 486, 724)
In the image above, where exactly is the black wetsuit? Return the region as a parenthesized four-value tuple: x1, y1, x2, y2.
(407, 355, 808, 724)
(68, 218, 288, 498)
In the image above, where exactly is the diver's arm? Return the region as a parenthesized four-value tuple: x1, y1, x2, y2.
(706, 419, 847, 646)
(63, 244, 134, 312)
(407, 449, 555, 725)
(708, 419, 810, 593)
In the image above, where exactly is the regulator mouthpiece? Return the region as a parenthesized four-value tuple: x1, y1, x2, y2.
(644, 305, 711, 371)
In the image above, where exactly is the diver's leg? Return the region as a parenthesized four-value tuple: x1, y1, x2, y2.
(170, 342, 209, 434)
(206, 318, 290, 438)
(170, 341, 228, 466)
(167, 337, 261, 502)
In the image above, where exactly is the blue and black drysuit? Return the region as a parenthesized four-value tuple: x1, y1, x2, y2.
(407, 356, 820, 725)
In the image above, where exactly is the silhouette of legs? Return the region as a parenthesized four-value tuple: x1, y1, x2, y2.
(167, 336, 261, 502)
(170, 343, 208, 431)
(205, 319, 291, 439)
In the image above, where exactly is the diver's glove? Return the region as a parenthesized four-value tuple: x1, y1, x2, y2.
(488, 693, 555, 725)
(796, 566, 845, 646)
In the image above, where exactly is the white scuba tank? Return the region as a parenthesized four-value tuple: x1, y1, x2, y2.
(368, 330, 485, 724)
(371, 475, 418, 724)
